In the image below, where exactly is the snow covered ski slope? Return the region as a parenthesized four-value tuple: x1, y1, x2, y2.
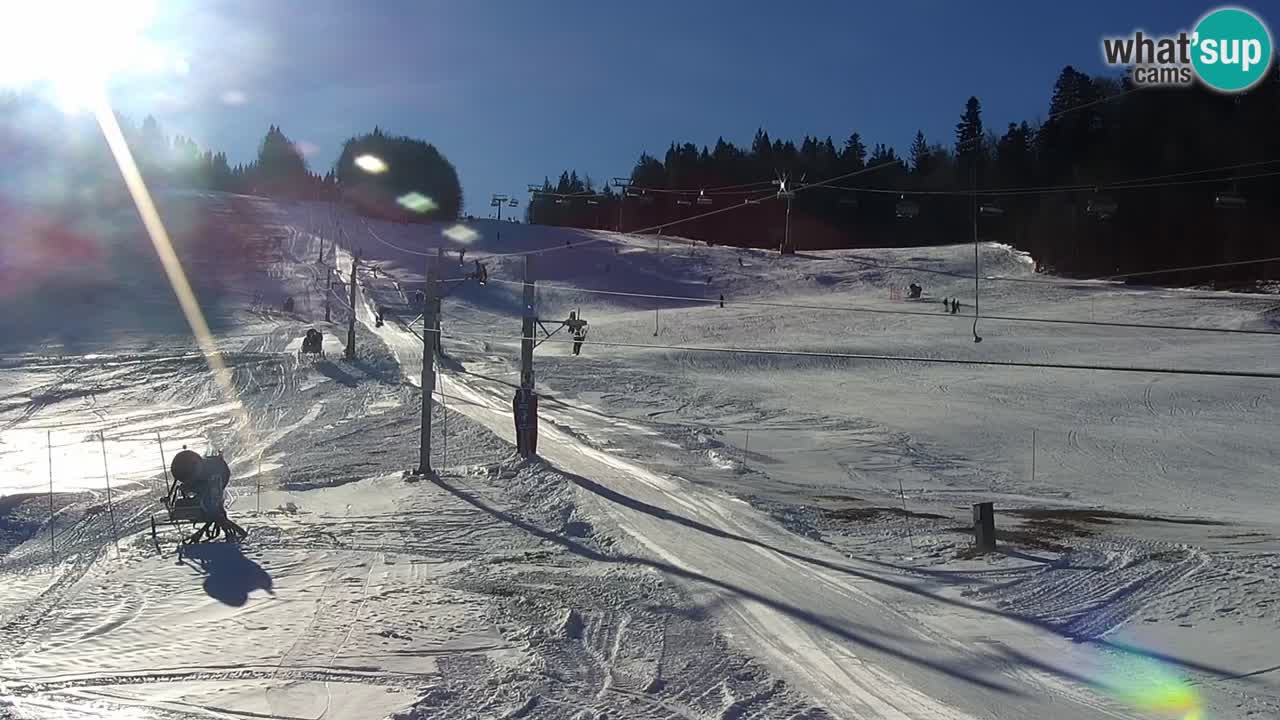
(3, 191, 1279, 719)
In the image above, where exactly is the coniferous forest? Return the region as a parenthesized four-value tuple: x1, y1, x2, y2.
(528, 66, 1280, 287)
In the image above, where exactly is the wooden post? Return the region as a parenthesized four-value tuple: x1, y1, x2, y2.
(156, 430, 170, 495)
(1031, 429, 1037, 485)
(345, 249, 359, 361)
(99, 431, 120, 553)
(48, 431, 55, 568)
(442, 368, 448, 466)
(973, 502, 995, 553)
(743, 430, 750, 470)
(899, 478, 914, 548)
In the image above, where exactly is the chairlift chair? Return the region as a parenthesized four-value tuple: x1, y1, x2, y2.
(895, 195, 920, 220)
(978, 202, 1005, 217)
(696, 190, 712, 205)
(1214, 191, 1246, 210)
(1086, 191, 1118, 220)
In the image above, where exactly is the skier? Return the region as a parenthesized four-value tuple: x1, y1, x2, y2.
(282, 296, 295, 313)
(738, 257, 745, 267)
(908, 282, 922, 299)
(459, 248, 467, 265)
(375, 307, 385, 327)
(414, 290, 425, 305)
(719, 294, 725, 308)
(566, 311, 588, 356)
(942, 297, 950, 312)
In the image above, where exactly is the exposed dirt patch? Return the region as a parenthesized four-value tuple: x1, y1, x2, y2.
(826, 506, 948, 522)
(1006, 508, 1227, 527)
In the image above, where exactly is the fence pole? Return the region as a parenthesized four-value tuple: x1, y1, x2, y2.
(743, 430, 750, 471)
(1031, 429, 1037, 485)
(440, 378, 448, 470)
(257, 452, 263, 515)
(99, 431, 120, 554)
(899, 478, 915, 549)
(48, 431, 56, 569)
(156, 431, 170, 496)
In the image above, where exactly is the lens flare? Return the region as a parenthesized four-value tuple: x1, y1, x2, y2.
(397, 192, 436, 214)
(1106, 655, 1202, 720)
(355, 154, 388, 174)
(442, 224, 478, 244)
(91, 92, 258, 451)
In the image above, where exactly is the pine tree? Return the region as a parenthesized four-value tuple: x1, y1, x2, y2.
(954, 96, 985, 184)
(842, 132, 866, 170)
(909, 130, 931, 176)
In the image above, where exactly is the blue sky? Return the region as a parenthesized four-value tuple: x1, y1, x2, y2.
(109, 0, 1268, 215)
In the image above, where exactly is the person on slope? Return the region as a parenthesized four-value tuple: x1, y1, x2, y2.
(566, 311, 588, 356)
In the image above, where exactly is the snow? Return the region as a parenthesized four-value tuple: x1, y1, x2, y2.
(2, 190, 1279, 718)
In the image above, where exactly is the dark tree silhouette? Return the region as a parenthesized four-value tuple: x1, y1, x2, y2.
(336, 127, 462, 222)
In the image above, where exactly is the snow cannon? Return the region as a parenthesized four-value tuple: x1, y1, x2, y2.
(170, 449, 204, 494)
(151, 448, 247, 554)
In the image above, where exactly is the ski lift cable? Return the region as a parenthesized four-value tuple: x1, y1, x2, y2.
(481, 278, 1280, 338)
(1044, 85, 1145, 121)
(488, 161, 905, 260)
(829, 252, 1280, 288)
(484, 189, 782, 258)
(816, 159, 1280, 198)
(624, 184, 777, 197)
(438, 329, 1280, 379)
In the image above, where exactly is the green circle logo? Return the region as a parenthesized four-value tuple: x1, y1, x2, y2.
(1192, 7, 1273, 92)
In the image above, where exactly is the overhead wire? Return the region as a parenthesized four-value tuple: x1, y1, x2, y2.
(811, 158, 1280, 198)
(481, 277, 1280, 338)
(437, 328, 1280, 380)
(832, 251, 1280, 287)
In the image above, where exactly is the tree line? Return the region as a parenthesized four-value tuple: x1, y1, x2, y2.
(2, 94, 463, 224)
(529, 64, 1280, 287)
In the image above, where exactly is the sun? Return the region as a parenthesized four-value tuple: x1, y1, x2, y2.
(0, 0, 162, 111)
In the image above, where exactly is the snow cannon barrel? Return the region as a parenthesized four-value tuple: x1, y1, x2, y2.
(170, 450, 204, 492)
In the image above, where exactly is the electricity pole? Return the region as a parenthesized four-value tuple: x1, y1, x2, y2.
(776, 175, 797, 255)
(419, 250, 439, 475)
(324, 266, 332, 322)
(345, 249, 360, 361)
(515, 256, 538, 458)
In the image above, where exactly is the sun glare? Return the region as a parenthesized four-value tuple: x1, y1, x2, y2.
(0, 0, 161, 111)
